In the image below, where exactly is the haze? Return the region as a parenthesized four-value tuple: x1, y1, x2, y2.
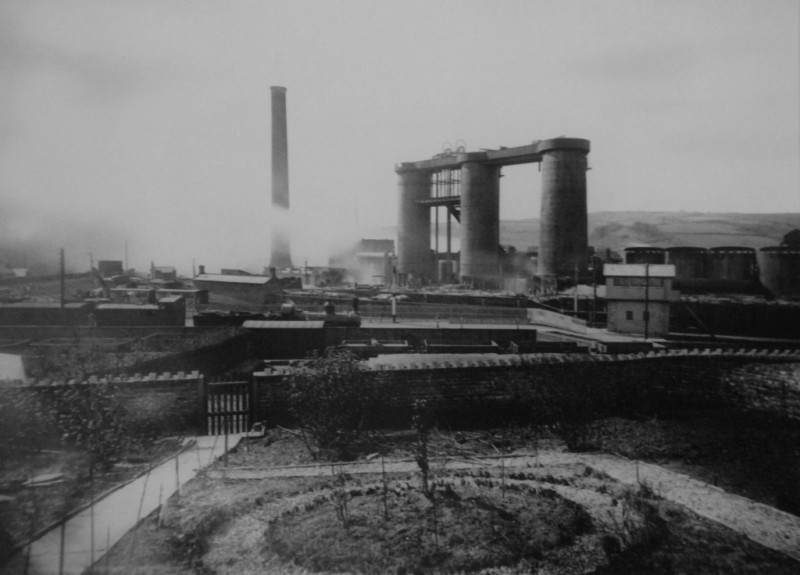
(2, 0, 798, 275)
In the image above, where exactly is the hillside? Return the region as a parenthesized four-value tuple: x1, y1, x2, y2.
(497, 212, 800, 254)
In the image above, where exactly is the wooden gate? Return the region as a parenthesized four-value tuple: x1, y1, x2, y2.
(203, 380, 254, 435)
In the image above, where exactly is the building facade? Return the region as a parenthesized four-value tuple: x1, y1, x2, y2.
(604, 264, 679, 338)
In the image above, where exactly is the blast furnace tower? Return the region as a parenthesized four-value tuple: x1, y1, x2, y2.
(395, 137, 590, 288)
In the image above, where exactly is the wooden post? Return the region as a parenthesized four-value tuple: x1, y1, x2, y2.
(175, 452, 180, 497)
(198, 375, 208, 435)
(224, 414, 229, 466)
(58, 520, 65, 575)
(90, 492, 95, 565)
(249, 375, 257, 433)
(644, 264, 650, 340)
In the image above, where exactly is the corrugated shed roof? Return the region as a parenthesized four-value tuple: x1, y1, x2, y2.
(603, 264, 675, 277)
(0, 302, 91, 309)
(96, 304, 159, 310)
(157, 296, 183, 303)
(243, 320, 325, 329)
(194, 274, 271, 285)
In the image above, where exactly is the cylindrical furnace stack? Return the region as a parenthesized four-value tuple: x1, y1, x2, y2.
(538, 145, 589, 278)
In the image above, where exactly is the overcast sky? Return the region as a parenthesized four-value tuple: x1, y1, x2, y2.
(2, 0, 798, 274)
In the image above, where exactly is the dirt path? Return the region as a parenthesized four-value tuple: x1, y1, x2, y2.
(209, 450, 800, 562)
(554, 452, 800, 563)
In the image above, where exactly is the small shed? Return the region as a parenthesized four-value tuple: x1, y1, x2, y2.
(604, 264, 679, 338)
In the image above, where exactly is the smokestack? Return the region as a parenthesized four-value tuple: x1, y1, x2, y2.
(270, 86, 293, 268)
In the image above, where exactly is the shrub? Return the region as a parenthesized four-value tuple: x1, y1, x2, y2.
(526, 370, 617, 452)
(50, 382, 127, 473)
(0, 385, 54, 462)
(285, 348, 381, 460)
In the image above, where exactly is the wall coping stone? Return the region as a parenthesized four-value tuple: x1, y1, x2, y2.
(364, 348, 800, 372)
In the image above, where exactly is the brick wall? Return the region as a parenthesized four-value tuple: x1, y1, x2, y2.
(14, 349, 798, 435)
(253, 351, 800, 428)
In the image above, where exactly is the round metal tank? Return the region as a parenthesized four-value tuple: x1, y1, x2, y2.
(538, 145, 589, 277)
(708, 247, 756, 281)
(666, 247, 707, 277)
(666, 247, 707, 292)
(624, 247, 666, 265)
(758, 247, 800, 299)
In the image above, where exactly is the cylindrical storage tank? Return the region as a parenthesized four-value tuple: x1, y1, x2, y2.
(758, 247, 800, 299)
(666, 247, 707, 292)
(707, 247, 757, 292)
(460, 161, 500, 288)
(538, 140, 590, 278)
(396, 167, 432, 283)
(624, 247, 666, 265)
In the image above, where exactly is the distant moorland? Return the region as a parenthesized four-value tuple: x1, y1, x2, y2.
(499, 211, 800, 254)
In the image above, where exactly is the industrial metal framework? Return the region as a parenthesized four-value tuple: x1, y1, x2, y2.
(396, 137, 591, 288)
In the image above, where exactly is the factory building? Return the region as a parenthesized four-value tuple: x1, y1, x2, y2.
(0, 298, 185, 327)
(604, 264, 679, 338)
(94, 296, 185, 327)
(328, 239, 396, 286)
(396, 138, 590, 290)
(192, 272, 283, 306)
(97, 260, 124, 277)
(0, 302, 94, 326)
(150, 264, 177, 282)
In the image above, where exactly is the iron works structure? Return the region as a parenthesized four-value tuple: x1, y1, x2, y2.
(395, 137, 590, 289)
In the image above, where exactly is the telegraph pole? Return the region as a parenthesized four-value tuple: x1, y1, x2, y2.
(59, 248, 66, 310)
(644, 263, 650, 340)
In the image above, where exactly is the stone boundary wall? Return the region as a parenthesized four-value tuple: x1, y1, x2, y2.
(254, 349, 800, 427)
(18, 372, 206, 435)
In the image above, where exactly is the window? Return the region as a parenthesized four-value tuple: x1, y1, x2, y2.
(625, 310, 633, 320)
(613, 277, 664, 287)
